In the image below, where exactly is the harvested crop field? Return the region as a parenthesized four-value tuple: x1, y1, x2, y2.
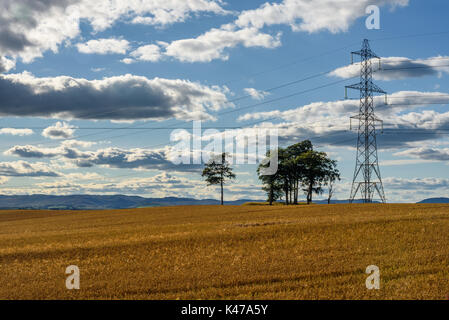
(0, 204, 448, 299)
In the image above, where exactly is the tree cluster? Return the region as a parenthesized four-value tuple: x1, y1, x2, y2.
(257, 140, 340, 205)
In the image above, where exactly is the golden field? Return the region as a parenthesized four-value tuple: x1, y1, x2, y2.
(0, 203, 448, 299)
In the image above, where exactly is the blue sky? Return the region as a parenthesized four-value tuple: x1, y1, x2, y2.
(1, 0, 449, 202)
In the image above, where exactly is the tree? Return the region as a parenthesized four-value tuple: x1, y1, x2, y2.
(327, 174, 340, 204)
(257, 150, 283, 205)
(202, 153, 236, 205)
(257, 141, 340, 205)
(285, 140, 313, 204)
(298, 150, 340, 204)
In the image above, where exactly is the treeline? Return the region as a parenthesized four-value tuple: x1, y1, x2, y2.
(258, 140, 340, 205)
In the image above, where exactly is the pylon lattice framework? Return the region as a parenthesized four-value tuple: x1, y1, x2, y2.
(346, 39, 386, 203)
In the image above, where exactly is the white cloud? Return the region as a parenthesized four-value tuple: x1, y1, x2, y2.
(0, 56, 15, 73)
(0, 0, 229, 65)
(244, 88, 269, 100)
(29, 171, 262, 200)
(0, 176, 9, 184)
(5, 143, 201, 172)
(235, 90, 449, 149)
(42, 121, 76, 139)
(0, 128, 33, 136)
(0, 72, 232, 121)
(163, 25, 282, 62)
(0, 160, 59, 177)
(121, 58, 135, 64)
(139, 0, 408, 64)
(129, 44, 162, 62)
(76, 38, 130, 55)
(330, 56, 449, 81)
(235, 0, 409, 33)
(394, 148, 449, 161)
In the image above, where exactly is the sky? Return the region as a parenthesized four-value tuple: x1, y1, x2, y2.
(0, 0, 449, 202)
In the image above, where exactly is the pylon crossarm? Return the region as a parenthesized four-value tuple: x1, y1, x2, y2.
(345, 82, 386, 94)
(351, 50, 379, 59)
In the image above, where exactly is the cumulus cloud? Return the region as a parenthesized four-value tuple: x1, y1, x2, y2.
(163, 25, 282, 62)
(142, 0, 408, 63)
(235, 0, 408, 33)
(330, 56, 449, 81)
(0, 56, 15, 73)
(76, 38, 130, 55)
(126, 0, 230, 27)
(0, 128, 33, 136)
(30, 171, 262, 200)
(394, 148, 449, 161)
(129, 44, 162, 62)
(42, 121, 76, 139)
(244, 88, 269, 100)
(0, 0, 229, 65)
(235, 90, 449, 149)
(73, 147, 193, 171)
(0, 160, 59, 177)
(0, 72, 232, 121)
(5, 143, 202, 172)
(121, 58, 135, 64)
(0, 176, 9, 184)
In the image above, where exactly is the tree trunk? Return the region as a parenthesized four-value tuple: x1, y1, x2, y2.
(269, 185, 273, 205)
(293, 180, 298, 205)
(307, 183, 313, 204)
(284, 181, 289, 205)
(220, 153, 224, 205)
(220, 179, 223, 205)
(290, 183, 293, 205)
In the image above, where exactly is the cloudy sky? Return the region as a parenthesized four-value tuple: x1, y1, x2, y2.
(0, 0, 449, 202)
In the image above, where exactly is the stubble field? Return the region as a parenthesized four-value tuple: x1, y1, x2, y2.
(0, 203, 448, 299)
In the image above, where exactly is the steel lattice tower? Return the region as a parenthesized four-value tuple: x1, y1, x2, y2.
(346, 39, 386, 203)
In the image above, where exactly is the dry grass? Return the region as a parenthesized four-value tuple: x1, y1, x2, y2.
(0, 204, 448, 299)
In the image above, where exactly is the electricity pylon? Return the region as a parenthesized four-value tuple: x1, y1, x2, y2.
(346, 39, 387, 203)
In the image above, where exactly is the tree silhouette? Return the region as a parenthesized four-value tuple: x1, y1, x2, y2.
(202, 153, 236, 205)
(257, 149, 283, 205)
(299, 150, 340, 204)
(258, 140, 340, 205)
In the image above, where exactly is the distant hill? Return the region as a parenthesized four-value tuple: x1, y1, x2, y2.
(0, 194, 386, 210)
(0, 194, 265, 210)
(417, 197, 449, 204)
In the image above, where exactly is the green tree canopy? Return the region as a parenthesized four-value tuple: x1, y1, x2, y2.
(258, 140, 340, 205)
(202, 153, 236, 205)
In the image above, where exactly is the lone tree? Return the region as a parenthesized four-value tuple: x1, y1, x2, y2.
(202, 153, 236, 205)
